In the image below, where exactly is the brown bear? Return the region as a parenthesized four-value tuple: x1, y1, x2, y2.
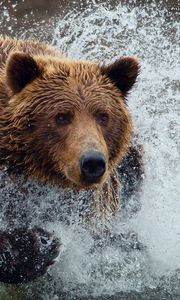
(0, 36, 143, 284)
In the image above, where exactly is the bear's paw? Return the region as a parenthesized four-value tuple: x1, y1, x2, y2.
(0, 227, 61, 284)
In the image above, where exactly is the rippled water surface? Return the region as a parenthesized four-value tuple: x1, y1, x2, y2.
(0, 1, 179, 299)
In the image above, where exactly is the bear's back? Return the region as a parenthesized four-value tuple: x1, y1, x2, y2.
(0, 36, 61, 67)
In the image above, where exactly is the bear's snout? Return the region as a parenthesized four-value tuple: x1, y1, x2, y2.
(80, 151, 106, 183)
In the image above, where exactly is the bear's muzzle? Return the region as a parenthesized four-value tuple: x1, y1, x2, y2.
(80, 151, 106, 183)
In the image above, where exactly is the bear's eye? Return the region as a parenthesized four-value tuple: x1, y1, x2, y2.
(55, 113, 72, 125)
(96, 113, 109, 126)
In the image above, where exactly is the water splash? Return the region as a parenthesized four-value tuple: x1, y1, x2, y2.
(53, 0, 180, 278)
(33, 2, 180, 298)
(0, 1, 180, 299)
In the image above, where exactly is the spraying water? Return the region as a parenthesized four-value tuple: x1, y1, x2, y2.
(0, 1, 179, 299)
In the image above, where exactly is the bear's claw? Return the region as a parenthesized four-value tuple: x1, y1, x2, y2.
(0, 227, 61, 284)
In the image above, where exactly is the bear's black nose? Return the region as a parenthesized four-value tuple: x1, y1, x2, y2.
(80, 151, 106, 183)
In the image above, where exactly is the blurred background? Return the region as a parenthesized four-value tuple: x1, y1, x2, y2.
(0, 0, 179, 42)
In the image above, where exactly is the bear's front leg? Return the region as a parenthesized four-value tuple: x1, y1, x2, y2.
(0, 227, 61, 284)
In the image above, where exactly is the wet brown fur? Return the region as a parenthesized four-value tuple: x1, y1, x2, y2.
(0, 36, 140, 218)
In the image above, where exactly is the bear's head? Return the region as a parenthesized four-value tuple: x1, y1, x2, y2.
(1, 52, 140, 188)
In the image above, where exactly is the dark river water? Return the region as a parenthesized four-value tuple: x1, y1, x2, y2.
(0, 0, 179, 299)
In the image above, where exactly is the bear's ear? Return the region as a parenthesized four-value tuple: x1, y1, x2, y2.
(101, 56, 140, 96)
(6, 52, 42, 94)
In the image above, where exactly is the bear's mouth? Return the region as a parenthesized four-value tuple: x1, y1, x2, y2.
(61, 171, 104, 190)
(80, 174, 104, 185)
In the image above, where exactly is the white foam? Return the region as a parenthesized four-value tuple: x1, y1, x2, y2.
(0, 1, 179, 298)
(52, 0, 180, 292)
